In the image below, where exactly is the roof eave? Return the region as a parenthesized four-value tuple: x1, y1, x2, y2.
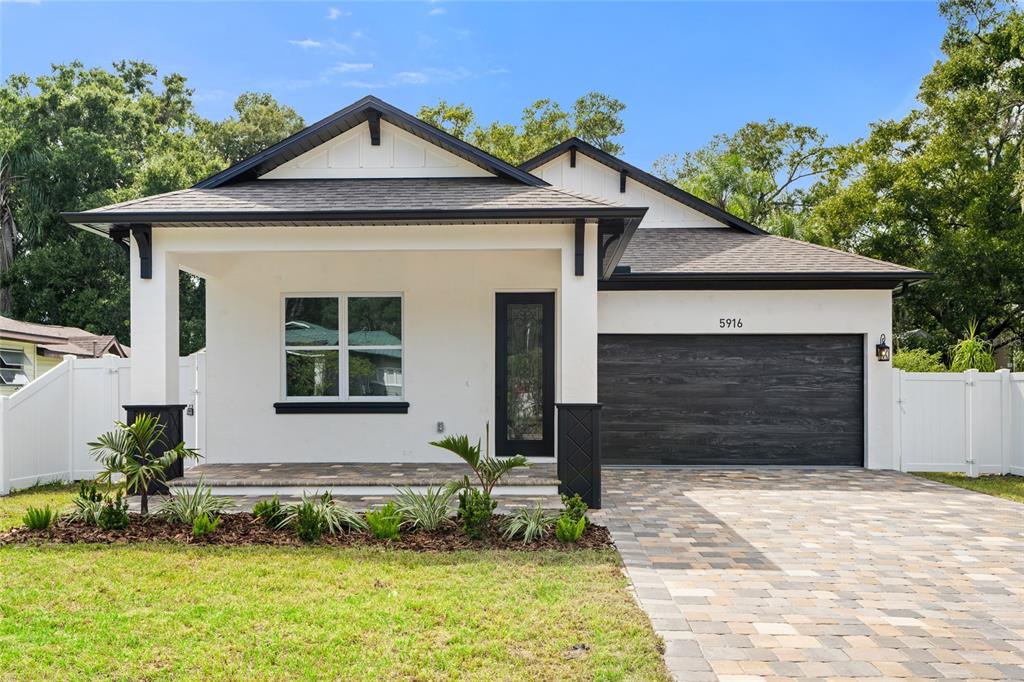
(600, 270, 933, 291)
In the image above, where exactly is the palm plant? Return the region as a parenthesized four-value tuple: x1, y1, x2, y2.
(89, 414, 201, 516)
(430, 426, 529, 497)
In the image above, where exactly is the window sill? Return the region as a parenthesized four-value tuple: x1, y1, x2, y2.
(274, 401, 410, 414)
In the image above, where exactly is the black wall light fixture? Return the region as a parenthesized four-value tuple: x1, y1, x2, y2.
(876, 334, 891, 361)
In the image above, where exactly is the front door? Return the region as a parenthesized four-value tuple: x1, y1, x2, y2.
(495, 293, 554, 457)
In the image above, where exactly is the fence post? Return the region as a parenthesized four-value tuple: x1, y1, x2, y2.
(65, 355, 76, 482)
(998, 369, 1011, 475)
(0, 396, 8, 495)
(965, 369, 979, 477)
(893, 369, 904, 471)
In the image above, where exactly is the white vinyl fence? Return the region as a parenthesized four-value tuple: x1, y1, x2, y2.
(895, 369, 1024, 476)
(0, 352, 204, 494)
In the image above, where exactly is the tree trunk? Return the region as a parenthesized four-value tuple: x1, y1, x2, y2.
(0, 157, 18, 315)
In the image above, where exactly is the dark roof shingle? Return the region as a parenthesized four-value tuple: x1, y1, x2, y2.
(620, 228, 925, 276)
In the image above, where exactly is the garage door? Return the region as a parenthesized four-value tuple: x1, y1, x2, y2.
(598, 334, 864, 466)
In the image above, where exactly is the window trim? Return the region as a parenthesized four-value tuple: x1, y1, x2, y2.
(0, 347, 32, 387)
(280, 292, 404, 403)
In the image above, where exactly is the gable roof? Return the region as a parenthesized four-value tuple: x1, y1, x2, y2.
(62, 177, 645, 227)
(195, 95, 544, 189)
(604, 228, 931, 290)
(0, 316, 129, 358)
(520, 137, 765, 235)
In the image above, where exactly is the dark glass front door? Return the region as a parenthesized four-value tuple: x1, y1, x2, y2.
(495, 293, 554, 457)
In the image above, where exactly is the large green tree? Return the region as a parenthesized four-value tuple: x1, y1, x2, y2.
(653, 120, 834, 237)
(0, 63, 303, 353)
(418, 92, 626, 165)
(810, 0, 1024, 352)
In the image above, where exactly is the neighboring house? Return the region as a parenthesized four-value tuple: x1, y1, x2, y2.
(0, 316, 129, 395)
(62, 96, 928, 505)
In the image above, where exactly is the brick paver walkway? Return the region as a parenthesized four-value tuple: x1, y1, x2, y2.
(593, 468, 1024, 681)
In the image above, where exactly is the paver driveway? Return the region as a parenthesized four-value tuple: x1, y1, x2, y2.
(593, 468, 1024, 681)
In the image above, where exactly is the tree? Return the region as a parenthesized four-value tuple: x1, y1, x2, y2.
(653, 120, 834, 236)
(418, 92, 626, 165)
(200, 92, 305, 165)
(810, 0, 1024, 352)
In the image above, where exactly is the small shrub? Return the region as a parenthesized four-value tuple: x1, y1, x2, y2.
(291, 500, 323, 543)
(97, 492, 130, 531)
(560, 493, 589, 526)
(950, 321, 997, 372)
(893, 347, 946, 372)
(394, 486, 454, 531)
(502, 503, 556, 544)
(554, 514, 586, 544)
(252, 496, 286, 528)
(65, 482, 106, 525)
(157, 481, 235, 525)
(281, 493, 366, 543)
(365, 502, 402, 540)
(23, 505, 56, 530)
(192, 513, 220, 538)
(457, 487, 496, 540)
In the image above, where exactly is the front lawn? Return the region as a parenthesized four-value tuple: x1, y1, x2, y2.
(913, 472, 1024, 503)
(0, 485, 668, 681)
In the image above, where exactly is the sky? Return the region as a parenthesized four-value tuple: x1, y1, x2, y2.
(1, 1, 947, 169)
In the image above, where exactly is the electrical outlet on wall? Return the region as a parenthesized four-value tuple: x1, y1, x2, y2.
(436, 421, 445, 434)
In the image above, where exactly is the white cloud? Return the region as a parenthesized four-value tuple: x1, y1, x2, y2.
(328, 62, 373, 74)
(393, 67, 471, 86)
(288, 38, 322, 49)
(326, 7, 350, 20)
(350, 30, 366, 40)
(287, 38, 353, 54)
(428, 7, 446, 15)
(341, 80, 389, 90)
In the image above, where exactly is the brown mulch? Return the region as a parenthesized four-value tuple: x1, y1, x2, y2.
(0, 513, 612, 552)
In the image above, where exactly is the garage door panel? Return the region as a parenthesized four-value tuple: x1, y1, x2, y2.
(598, 334, 864, 466)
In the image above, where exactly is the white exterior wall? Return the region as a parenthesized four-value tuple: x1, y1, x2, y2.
(147, 223, 591, 464)
(598, 289, 895, 469)
(531, 152, 725, 229)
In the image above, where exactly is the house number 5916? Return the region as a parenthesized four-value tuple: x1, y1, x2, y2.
(719, 318, 743, 329)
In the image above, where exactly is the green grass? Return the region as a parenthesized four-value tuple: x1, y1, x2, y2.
(913, 472, 1024, 503)
(0, 481, 78, 531)
(0, 484, 668, 681)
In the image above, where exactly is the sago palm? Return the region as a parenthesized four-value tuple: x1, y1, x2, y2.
(430, 425, 529, 496)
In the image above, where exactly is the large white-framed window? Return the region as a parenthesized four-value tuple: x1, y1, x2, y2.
(0, 348, 31, 388)
(282, 294, 403, 401)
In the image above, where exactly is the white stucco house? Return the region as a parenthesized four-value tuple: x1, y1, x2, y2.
(63, 96, 928, 506)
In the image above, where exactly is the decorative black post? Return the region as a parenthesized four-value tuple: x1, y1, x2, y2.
(122, 404, 187, 494)
(556, 403, 602, 509)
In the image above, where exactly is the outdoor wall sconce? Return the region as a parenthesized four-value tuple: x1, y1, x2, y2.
(876, 334, 891, 361)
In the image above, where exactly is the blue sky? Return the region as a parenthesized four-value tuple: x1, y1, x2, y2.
(1, 1, 946, 168)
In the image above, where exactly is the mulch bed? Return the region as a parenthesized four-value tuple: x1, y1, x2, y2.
(0, 513, 612, 552)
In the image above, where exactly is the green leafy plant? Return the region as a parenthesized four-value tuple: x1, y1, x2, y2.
(252, 496, 286, 528)
(893, 347, 947, 372)
(457, 486, 497, 540)
(365, 502, 402, 540)
(23, 505, 56, 530)
(430, 425, 529, 497)
(950, 320, 997, 372)
(157, 480, 235, 525)
(65, 481, 106, 525)
(559, 493, 589, 526)
(97, 492, 130, 531)
(191, 513, 220, 538)
(554, 514, 586, 544)
(502, 503, 556, 544)
(394, 486, 454, 531)
(89, 414, 202, 515)
(280, 492, 366, 543)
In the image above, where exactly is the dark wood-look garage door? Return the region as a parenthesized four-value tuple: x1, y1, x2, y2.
(598, 334, 864, 466)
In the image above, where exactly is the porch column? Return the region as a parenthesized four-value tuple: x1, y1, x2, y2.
(557, 222, 602, 508)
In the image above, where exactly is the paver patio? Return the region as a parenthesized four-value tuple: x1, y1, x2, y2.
(593, 468, 1024, 681)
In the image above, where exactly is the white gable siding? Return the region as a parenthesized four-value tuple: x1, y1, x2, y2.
(531, 152, 725, 229)
(260, 120, 493, 180)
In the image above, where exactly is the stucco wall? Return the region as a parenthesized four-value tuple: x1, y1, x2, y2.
(202, 249, 563, 463)
(598, 289, 896, 469)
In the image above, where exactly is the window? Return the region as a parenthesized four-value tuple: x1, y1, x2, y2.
(0, 348, 31, 387)
(283, 295, 402, 400)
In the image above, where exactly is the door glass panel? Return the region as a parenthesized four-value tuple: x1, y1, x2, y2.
(506, 303, 544, 441)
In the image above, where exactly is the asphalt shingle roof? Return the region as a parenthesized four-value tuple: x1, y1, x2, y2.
(68, 178, 632, 223)
(620, 228, 924, 275)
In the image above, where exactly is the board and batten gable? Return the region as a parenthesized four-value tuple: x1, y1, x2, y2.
(529, 151, 725, 229)
(259, 120, 494, 180)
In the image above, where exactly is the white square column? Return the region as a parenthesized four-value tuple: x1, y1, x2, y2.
(558, 221, 599, 403)
(129, 230, 180, 405)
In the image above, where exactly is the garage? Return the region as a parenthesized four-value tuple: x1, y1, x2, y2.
(598, 334, 865, 466)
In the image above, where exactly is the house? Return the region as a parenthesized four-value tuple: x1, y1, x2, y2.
(0, 316, 129, 396)
(62, 96, 928, 506)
